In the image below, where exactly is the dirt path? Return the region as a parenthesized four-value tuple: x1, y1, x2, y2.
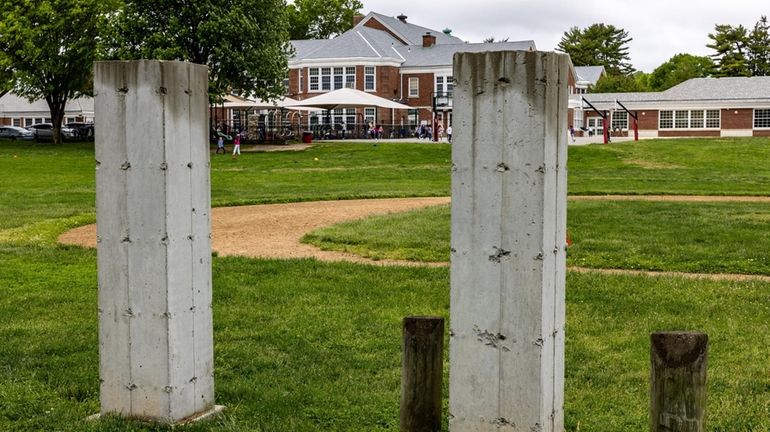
(58, 194, 770, 280)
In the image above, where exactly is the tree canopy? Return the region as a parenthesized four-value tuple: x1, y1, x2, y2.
(0, 0, 109, 144)
(286, 0, 363, 40)
(592, 72, 650, 93)
(106, 0, 292, 100)
(707, 24, 751, 77)
(648, 54, 714, 91)
(557, 23, 634, 75)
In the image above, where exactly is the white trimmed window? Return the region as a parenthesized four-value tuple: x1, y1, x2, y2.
(409, 77, 419, 97)
(365, 66, 375, 91)
(675, 111, 689, 129)
(309, 68, 319, 91)
(364, 107, 376, 123)
(12, 118, 21, 127)
(333, 67, 344, 90)
(24, 118, 33, 127)
(321, 67, 331, 91)
(435, 75, 453, 97)
(345, 67, 355, 88)
(660, 109, 720, 129)
(754, 109, 770, 128)
(706, 110, 720, 128)
(573, 109, 584, 129)
(690, 110, 704, 128)
(611, 111, 628, 130)
(659, 110, 674, 129)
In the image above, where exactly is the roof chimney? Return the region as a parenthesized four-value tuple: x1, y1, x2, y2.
(397, 14, 408, 23)
(353, 13, 365, 27)
(422, 32, 437, 48)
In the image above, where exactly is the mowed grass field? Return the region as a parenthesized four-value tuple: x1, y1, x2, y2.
(1, 138, 769, 431)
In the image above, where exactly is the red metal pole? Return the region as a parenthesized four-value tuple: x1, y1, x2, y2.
(634, 116, 639, 141)
(603, 111, 609, 144)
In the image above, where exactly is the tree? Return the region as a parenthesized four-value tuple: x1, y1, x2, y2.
(286, 0, 363, 40)
(591, 71, 649, 93)
(483, 37, 510, 43)
(748, 16, 770, 76)
(106, 0, 292, 100)
(0, 0, 109, 145)
(557, 24, 634, 75)
(648, 54, 714, 91)
(707, 24, 751, 77)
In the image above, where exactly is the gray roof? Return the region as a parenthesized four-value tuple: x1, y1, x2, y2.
(363, 12, 463, 45)
(291, 26, 403, 61)
(663, 77, 770, 100)
(574, 66, 604, 84)
(394, 41, 537, 68)
(582, 76, 770, 105)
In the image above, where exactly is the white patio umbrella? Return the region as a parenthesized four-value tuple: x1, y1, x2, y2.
(282, 87, 412, 110)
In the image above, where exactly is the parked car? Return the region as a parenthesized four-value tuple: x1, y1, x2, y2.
(0, 125, 35, 141)
(65, 122, 95, 140)
(25, 123, 76, 141)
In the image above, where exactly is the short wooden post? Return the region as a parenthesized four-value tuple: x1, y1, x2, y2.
(401, 316, 444, 432)
(650, 332, 708, 432)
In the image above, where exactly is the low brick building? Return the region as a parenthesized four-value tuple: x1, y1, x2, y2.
(571, 77, 770, 138)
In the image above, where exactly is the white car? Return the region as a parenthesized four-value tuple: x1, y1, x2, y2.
(26, 123, 77, 141)
(0, 125, 35, 141)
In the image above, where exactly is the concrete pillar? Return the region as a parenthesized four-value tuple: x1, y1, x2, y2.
(94, 60, 221, 424)
(449, 51, 570, 431)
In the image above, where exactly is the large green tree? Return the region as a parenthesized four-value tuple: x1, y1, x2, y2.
(286, 0, 363, 40)
(648, 54, 714, 91)
(707, 24, 751, 77)
(592, 71, 650, 93)
(557, 24, 634, 75)
(106, 0, 292, 100)
(748, 16, 770, 76)
(0, 0, 109, 144)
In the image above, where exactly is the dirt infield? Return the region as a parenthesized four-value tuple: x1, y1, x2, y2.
(58, 197, 450, 266)
(57, 194, 770, 280)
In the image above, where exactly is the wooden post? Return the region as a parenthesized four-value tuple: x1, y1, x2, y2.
(94, 60, 222, 424)
(650, 332, 708, 432)
(449, 51, 569, 432)
(401, 316, 444, 432)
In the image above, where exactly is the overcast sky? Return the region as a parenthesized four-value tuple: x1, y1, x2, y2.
(360, 0, 767, 72)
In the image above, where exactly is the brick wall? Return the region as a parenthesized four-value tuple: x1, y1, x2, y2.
(659, 130, 720, 137)
(637, 110, 658, 130)
(721, 108, 752, 129)
(288, 68, 301, 97)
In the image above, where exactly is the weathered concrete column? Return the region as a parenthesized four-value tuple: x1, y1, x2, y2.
(94, 60, 221, 424)
(449, 51, 570, 431)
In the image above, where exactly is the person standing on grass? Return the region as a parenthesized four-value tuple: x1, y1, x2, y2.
(216, 135, 225, 154)
(232, 131, 241, 158)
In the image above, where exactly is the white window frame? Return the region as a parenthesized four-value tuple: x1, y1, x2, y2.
(754, 109, 770, 129)
(408, 77, 419, 98)
(345, 67, 356, 89)
(573, 109, 584, 130)
(12, 118, 21, 127)
(365, 66, 375, 92)
(321, 67, 331, 91)
(434, 75, 453, 97)
(309, 67, 319, 91)
(611, 111, 628, 131)
(364, 107, 376, 123)
(659, 109, 720, 130)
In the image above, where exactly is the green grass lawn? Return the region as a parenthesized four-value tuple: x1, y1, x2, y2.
(303, 200, 770, 275)
(1, 138, 770, 431)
